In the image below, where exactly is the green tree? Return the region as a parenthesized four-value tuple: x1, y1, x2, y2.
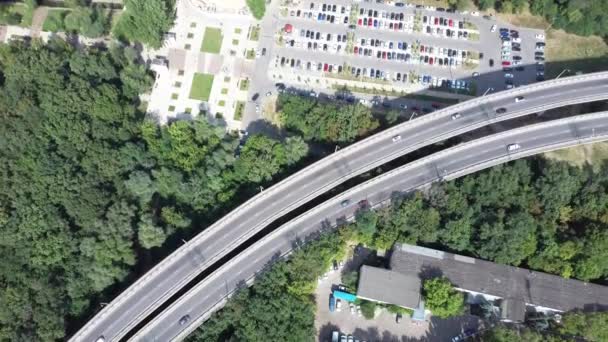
(283, 136, 309, 166)
(113, 0, 175, 48)
(359, 300, 377, 319)
(560, 311, 608, 341)
(138, 214, 167, 248)
(477, 0, 496, 10)
(246, 0, 266, 19)
(423, 277, 464, 319)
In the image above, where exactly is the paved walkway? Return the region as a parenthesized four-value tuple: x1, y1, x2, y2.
(30, 6, 49, 38)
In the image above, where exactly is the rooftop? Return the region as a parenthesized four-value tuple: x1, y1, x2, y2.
(357, 265, 421, 309)
(390, 244, 608, 313)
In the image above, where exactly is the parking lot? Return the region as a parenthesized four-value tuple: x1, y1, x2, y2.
(236, 0, 546, 127)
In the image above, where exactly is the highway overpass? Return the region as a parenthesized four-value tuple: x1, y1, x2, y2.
(134, 111, 608, 341)
(71, 72, 608, 342)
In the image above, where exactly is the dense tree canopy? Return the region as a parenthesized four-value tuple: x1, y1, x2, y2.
(277, 94, 380, 144)
(113, 0, 175, 48)
(370, 159, 608, 281)
(476, 0, 608, 38)
(0, 38, 308, 340)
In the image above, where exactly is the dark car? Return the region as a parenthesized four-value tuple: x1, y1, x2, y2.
(179, 315, 191, 325)
(251, 93, 260, 101)
(489, 59, 494, 67)
(496, 107, 507, 114)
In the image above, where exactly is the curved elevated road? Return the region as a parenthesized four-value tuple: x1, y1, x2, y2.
(135, 112, 608, 341)
(72, 73, 608, 342)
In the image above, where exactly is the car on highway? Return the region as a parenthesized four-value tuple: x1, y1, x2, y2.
(340, 199, 351, 207)
(507, 143, 521, 151)
(251, 93, 259, 101)
(392, 135, 402, 142)
(496, 107, 507, 114)
(95, 337, 105, 342)
(179, 315, 190, 325)
(451, 113, 462, 120)
(515, 96, 525, 102)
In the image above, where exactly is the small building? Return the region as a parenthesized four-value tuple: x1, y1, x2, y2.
(333, 290, 357, 302)
(357, 265, 421, 309)
(284, 24, 293, 34)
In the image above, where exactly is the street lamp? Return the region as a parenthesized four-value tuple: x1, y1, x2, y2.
(556, 69, 571, 79)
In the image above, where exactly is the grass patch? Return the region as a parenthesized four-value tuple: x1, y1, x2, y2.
(187, 32, 194, 39)
(221, 88, 228, 95)
(189, 73, 214, 101)
(246, 49, 255, 60)
(249, 25, 260, 41)
(468, 32, 480, 41)
(235, 28, 242, 34)
(239, 78, 250, 91)
(246, 0, 265, 19)
(218, 100, 226, 107)
(185, 107, 192, 114)
(190, 22, 197, 28)
(234, 101, 245, 120)
(224, 76, 231, 83)
(544, 142, 608, 169)
(545, 29, 608, 77)
(168, 105, 176, 112)
(497, 10, 548, 29)
(232, 39, 239, 46)
(0, 3, 26, 26)
(331, 84, 461, 104)
(174, 81, 182, 88)
(171, 93, 179, 100)
(43, 8, 71, 32)
(201, 27, 223, 54)
(463, 21, 477, 30)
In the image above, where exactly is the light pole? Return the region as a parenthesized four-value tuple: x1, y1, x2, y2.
(556, 69, 570, 79)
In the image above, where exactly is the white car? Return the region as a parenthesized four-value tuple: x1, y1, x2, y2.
(255, 104, 260, 113)
(513, 60, 522, 65)
(506, 84, 514, 89)
(451, 113, 462, 120)
(535, 33, 545, 40)
(392, 135, 402, 142)
(504, 73, 514, 78)
(471, 11, 480, 16)
(490, 25, 497, 32)
(515, 96, 525, 102)
(336, 299, 342, 312)
(507, 143, 521, 151)
(512, 37, 521, 43)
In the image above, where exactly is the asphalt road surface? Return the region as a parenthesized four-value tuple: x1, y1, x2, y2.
(135, 112, 608, 342)
(71, 72, 608, 342)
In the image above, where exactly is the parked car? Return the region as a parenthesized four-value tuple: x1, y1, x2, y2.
(507, 143, 521, 151)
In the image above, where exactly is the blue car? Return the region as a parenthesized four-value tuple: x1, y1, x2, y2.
(389, 42, 394, 49)
(329, 294, 336, 312)
(373, 19, 378, 27)
(398, 42, 402, 49)
(317, 13, 322, 20)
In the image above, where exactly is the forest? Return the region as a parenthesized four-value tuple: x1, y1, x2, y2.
(472, 0, 608, 38)
(0, 39, 308, 340)
(190, 157, 608, 341)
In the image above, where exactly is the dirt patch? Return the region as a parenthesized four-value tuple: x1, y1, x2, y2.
(496, 9, 548, 29)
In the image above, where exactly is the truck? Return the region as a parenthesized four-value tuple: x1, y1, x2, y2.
(332, 331, 339, 342)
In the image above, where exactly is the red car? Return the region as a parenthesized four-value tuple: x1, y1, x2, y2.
(420, 45, 424, 52)
(323, 63, 329, 71)
(449, 19, 453, 27)
(502, 61, 511, 66)
(434, 17, 439, 25)
(358, 18, 363, 26)
(382, 51, 387, 59)
(429, 57, 434, 65)
(354, 46, 359, 54)
(368, 18, 373, 26)
(431, 103, 441, 109)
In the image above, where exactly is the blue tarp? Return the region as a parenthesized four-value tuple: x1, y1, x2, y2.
(333, 290, 357, 302)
